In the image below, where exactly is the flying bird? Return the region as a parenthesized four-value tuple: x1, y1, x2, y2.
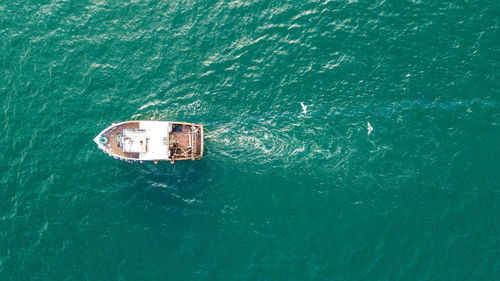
(300, 102, 308, 115)
(367, 121, 373, 136)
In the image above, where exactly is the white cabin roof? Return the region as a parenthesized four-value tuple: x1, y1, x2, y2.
(121, 121, 172, 160)
(131, 121, 171, 160)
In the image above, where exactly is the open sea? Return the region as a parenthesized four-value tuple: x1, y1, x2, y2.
(1, 0, 499, 280)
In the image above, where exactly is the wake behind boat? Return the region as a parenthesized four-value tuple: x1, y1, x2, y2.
(93, 121, 203, 163)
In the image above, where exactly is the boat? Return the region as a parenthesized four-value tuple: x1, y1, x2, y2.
(93, 121, 203, 163)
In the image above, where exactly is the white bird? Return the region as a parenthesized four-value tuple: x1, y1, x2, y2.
(367, 121, 373, 136)
(300, 102, 308, 115)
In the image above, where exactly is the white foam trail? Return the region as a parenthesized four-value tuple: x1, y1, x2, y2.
(367, 121, 373, 136)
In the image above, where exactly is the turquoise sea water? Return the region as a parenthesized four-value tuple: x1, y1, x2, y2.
(1, 0, 499, 280)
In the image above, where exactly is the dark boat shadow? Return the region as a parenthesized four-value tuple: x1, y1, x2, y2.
(109, 159, 218, 226)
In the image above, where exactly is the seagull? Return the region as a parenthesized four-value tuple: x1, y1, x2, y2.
(367, 121, 373, 136)
(300, 102, 308, 115)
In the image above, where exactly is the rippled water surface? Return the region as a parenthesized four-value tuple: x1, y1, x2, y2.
(1, 0, 499, 280)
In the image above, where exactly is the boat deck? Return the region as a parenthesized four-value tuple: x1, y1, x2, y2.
(102, 122, 140, 159)
(169, 124, 203, 160)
